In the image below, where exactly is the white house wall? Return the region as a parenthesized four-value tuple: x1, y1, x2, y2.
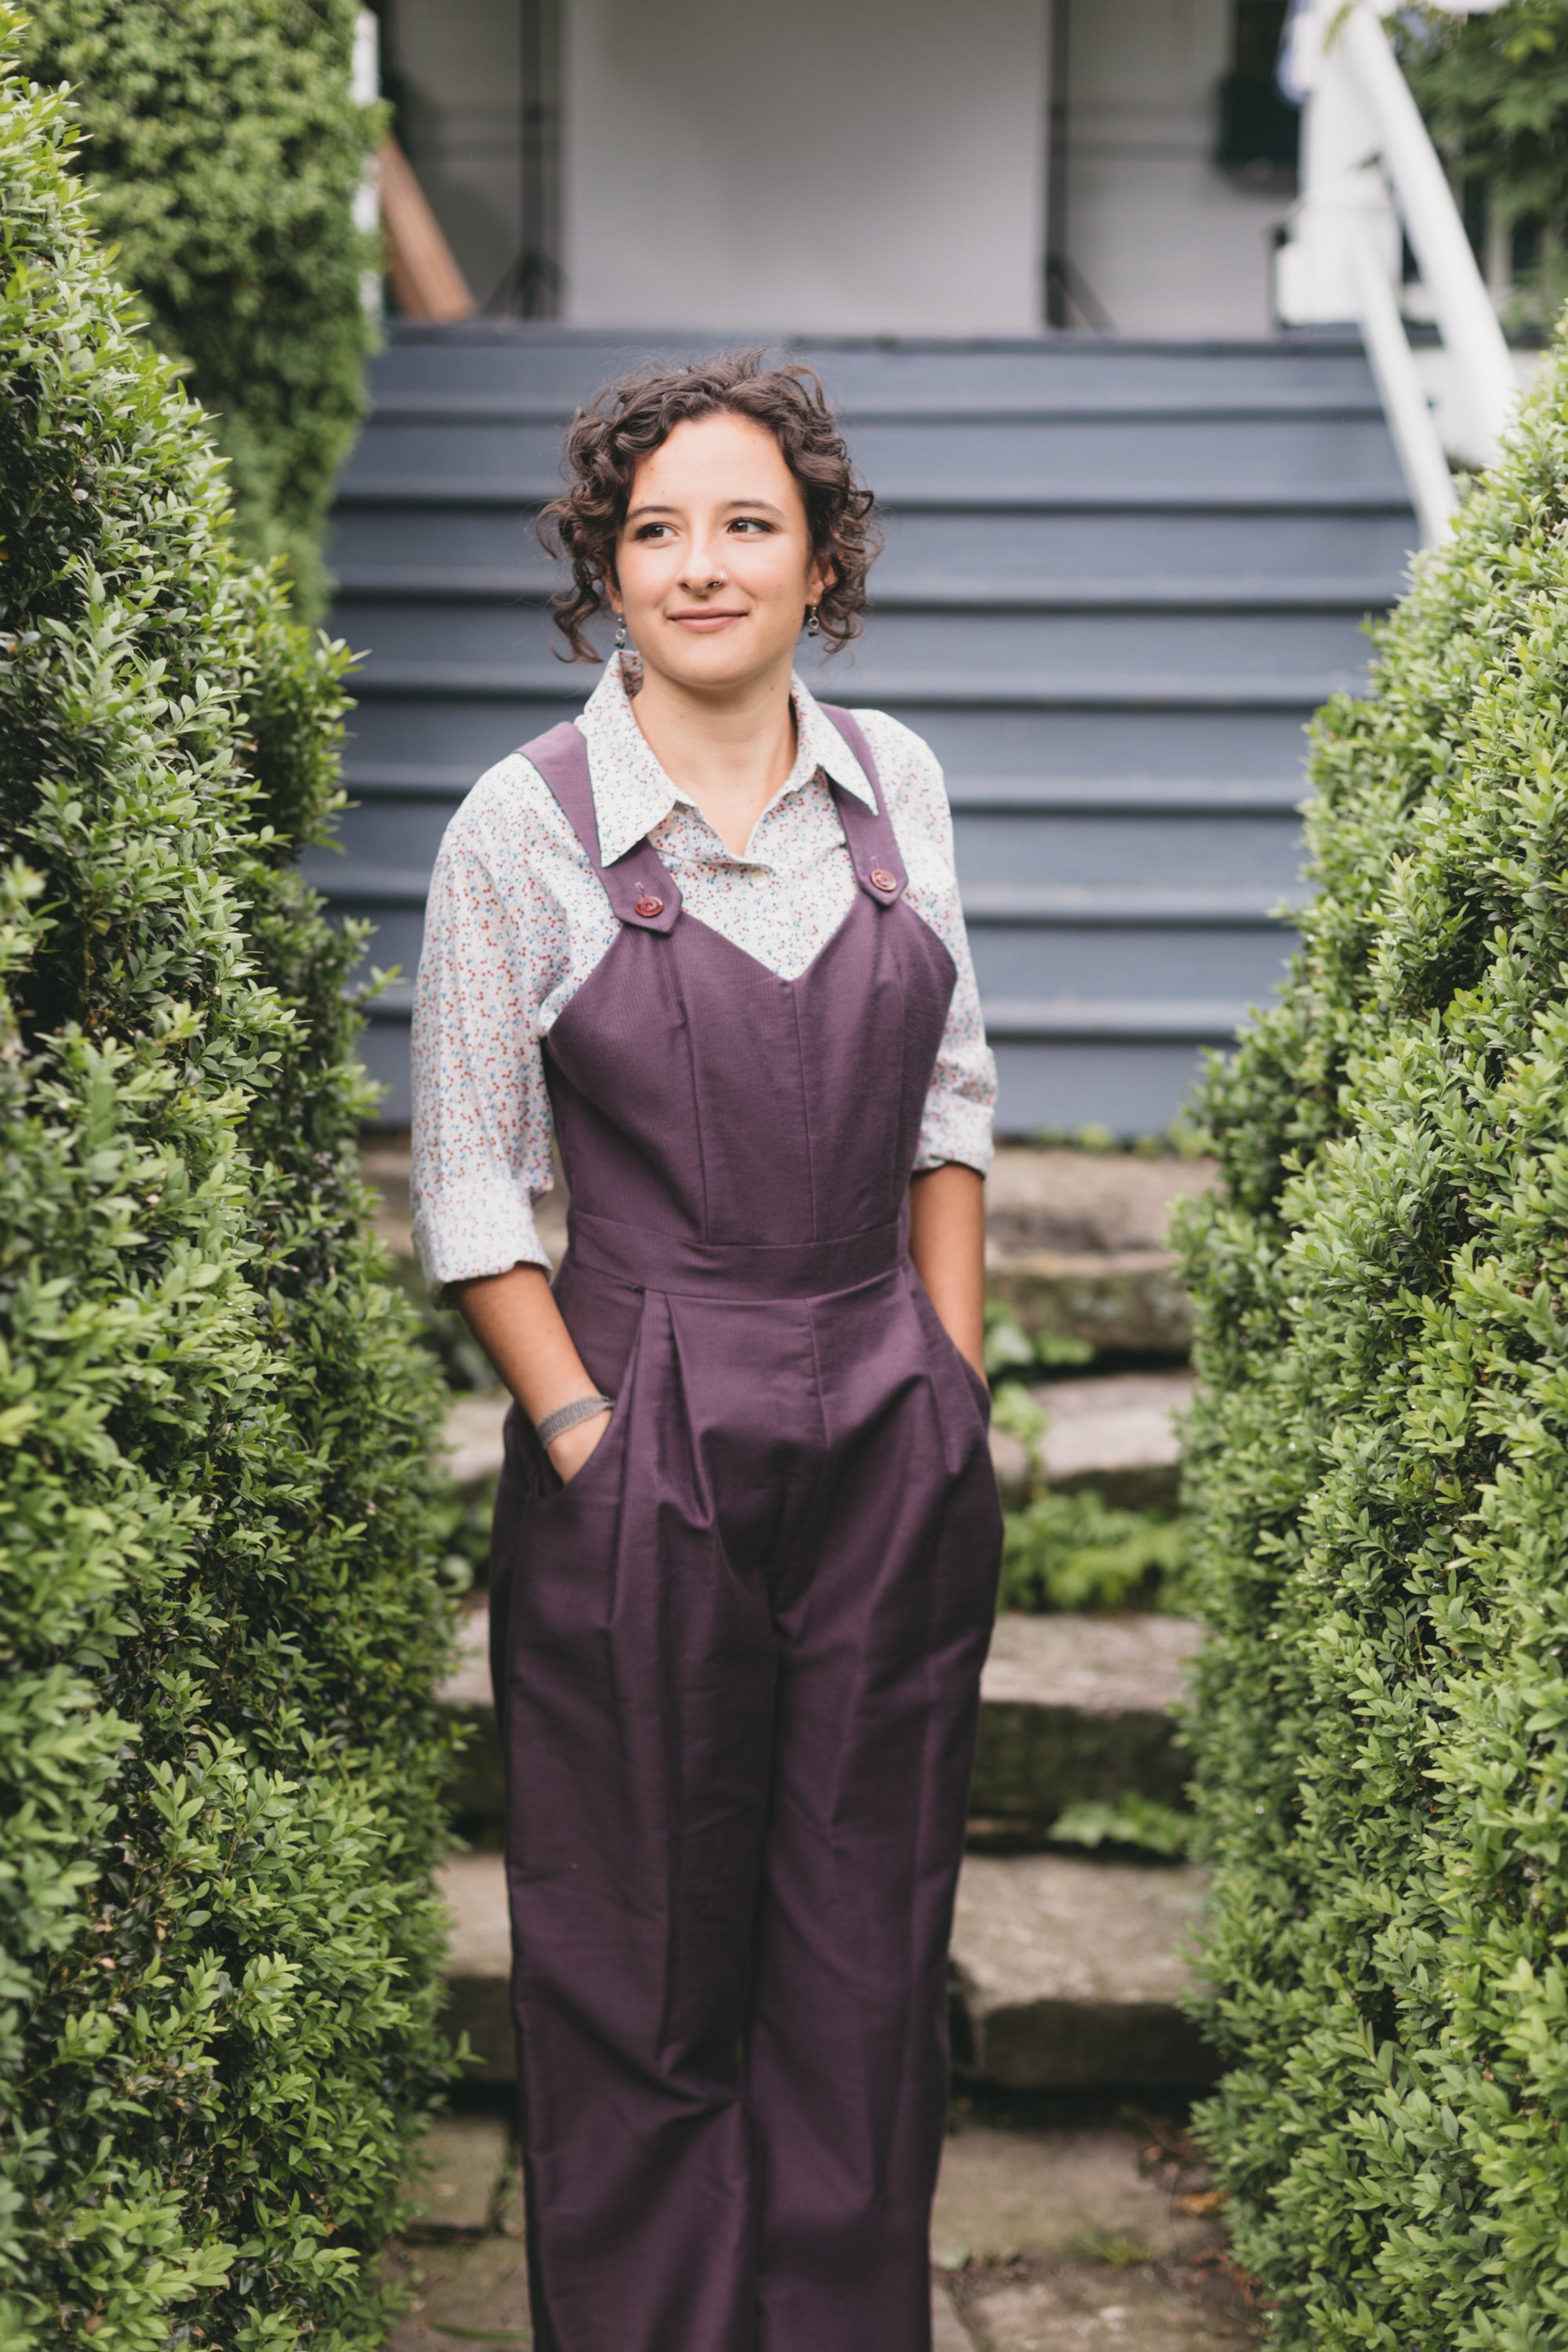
(561, 0, 1051, 336)
(387, 0, 1294, 341)
(1063, 0, 1291, 337)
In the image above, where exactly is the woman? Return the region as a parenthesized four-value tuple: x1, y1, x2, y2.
(412, 352, 1002, 2352)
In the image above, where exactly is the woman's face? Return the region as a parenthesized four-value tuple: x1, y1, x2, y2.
(610, 411, 828, 695)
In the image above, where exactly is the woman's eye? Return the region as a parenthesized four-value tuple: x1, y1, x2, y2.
(633, 522, 670, 541)
(728, 517, 772, 534)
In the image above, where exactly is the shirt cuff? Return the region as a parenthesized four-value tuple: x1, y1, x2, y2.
(913, 1094, 995, 1178)
(412, 1175, 554, 1298)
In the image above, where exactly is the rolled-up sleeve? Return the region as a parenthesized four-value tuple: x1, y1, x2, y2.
(410, 782, 557, 1291)
(858, 711, 996, 1177)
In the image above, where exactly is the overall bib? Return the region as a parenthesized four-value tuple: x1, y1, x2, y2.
(489, 710, 1003, 2352)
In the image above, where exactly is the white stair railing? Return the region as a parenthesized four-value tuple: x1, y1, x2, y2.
(1276, 0, 1518, 546)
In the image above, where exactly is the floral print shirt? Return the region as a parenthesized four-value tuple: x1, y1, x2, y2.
(411, 656, 996, 1288)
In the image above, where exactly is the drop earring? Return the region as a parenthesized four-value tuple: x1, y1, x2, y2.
(804, 604, 821, 638)
(615, 614, 627, 652)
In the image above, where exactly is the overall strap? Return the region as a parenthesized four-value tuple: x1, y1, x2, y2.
(517, 722, 681, 935)
(817, 706, 908, 908)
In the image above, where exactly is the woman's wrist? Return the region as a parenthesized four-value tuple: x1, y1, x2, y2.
(546, 1406, 612, 1481)
(535, 1392, 615, 1449)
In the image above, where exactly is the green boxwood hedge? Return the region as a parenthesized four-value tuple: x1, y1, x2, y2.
(0, 19, 454, 2347)
(1178, 330, 1568, 2341)
(15, 0, 380, 621)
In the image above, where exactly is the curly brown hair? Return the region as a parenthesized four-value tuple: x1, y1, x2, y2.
(538, 350, 880, 662)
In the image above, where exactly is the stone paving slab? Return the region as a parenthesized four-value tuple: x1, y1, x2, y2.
(970, 1614, 1199, 1832)
(443, 1395, 511, 1495)
(1035, 1372, 1194, 1512)
(383, 2234, 533, 2349)
(401, 2114, 511, 2234)
(986, 1249, 1193, 1363)
(441, 1608, 501, 1822)
(984, 1151, 1218, 1258)
(951, 1855, 1213, 2090)
(935, 2279, 978, 2349)
(933, 2122, 1213, 2270)
(437, 1853, 516, 2083)
(965, 2264, 1254, 2351)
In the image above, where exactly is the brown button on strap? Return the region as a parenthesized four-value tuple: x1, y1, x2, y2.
(633, 894, 664, 919)
(869, 868, 898, 894)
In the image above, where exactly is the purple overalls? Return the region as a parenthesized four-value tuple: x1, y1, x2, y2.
(488, 710, 1002, 2351)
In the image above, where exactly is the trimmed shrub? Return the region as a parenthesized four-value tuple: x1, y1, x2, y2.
(0, 20, 454, 2350)
(16, 0, 379, 619)
(1177, 331, 1568, 2341)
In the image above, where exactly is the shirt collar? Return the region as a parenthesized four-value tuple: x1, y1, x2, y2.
(575, 655, 877, 868)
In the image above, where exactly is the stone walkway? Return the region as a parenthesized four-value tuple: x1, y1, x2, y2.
(384, 2106, 1261, 2350)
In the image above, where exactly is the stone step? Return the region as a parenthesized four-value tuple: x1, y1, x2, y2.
(441, 1606, 1200, 1834)
(986, 1246, 1193, 1361)
(950, 1853, 1213, 2091)
(985, 1146, 1218, 1254)
(437, 1844, 1212, 2092)
(1033, 1369, 1194, 1511)
(985, 1145, 1213, 1361)
(969, 1613, 1199, 1838)
(441, 1392, 510, 1495)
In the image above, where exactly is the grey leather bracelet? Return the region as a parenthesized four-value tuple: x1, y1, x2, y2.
(535, 1393, 615, 1450)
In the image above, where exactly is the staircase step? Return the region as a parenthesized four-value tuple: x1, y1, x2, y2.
(969, 1613, 1199, 1835)
(337, 473, 1409, 517)
(1035, 1371, 1193, 1510)
(951, 1853, 1212, 2089)
(443, 1602, 1200, 1834)
(335, 771, 1304, 816)
(982, 1000, 1248, 1044)
(401, 2114, 511, 2234)
(336, 699, 1316, 792)
(369, 320, 1372, 394)
(330, 589, 1372, 670)
(310, 862, 1300, 930)
(986, 1146, 1215, 1246)
(332, 567, 1400, 615)
(436, 1851, 516, 2083)
(443, 1395, 512, 1494)
(435, 1842, 1211, 2090)
(985, 1247, 1192, 1359)
(362, 389, 1387, 426)
(343, 662, 1341, 710)
(331, 495, 1415, 590)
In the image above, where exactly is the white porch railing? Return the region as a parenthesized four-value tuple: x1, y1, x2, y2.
(1276, 0, 1519, 546)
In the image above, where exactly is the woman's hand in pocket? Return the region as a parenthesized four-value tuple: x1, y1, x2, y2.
(547, 1405, 612, 1485)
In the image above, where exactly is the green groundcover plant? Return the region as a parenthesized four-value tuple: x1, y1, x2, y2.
(0, 19, 456, 2348)
(1177, 321, 1568, 2341)
(15, 0, 380, 622)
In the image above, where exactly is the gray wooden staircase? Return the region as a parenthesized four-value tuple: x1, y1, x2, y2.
(321, 325, 1416, 1134)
